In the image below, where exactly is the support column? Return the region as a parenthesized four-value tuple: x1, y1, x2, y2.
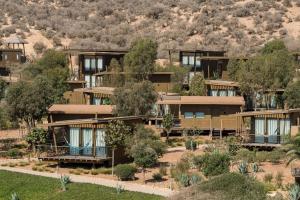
(92, 127, 96, 157)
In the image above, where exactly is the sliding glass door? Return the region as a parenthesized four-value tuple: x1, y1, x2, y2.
(82, 128, 93, 155)
(96, 129, 106, 157)
(69, 128, 80, 155)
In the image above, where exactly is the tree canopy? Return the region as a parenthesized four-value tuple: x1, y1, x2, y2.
(112, 81, 157, 116)
(284, 80, 300, 109)
(189, 73, 206, 96)
(261, 39, 287, 55)
(124, 38, 158, 81)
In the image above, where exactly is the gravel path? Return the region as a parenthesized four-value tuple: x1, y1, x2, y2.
(0, 166, 175, 197)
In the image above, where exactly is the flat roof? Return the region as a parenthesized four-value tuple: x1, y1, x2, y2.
(63, 49, 128, 55)
(165, 48, 226, 53)
(94, 71, 174, 76)
(3, 37, 28, 44)
(205, 80, 239, 87)
(236, 109, 300, 117)
(48, 104, 114, 115)
(157, 96, 245, 106)
(42, 116, 144, 127)
(74, 87, 115, 94)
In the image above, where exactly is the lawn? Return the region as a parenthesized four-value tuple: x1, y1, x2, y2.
(0, 170, 164, 200)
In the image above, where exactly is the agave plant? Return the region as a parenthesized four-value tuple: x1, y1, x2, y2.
(60, 175, 71, 191)
(11, 192, 20, 200)
(252, 163, 259, 173)
(289, 184, 300, 200)
(238, 161, 248, 175)
(116, 183, 125, 194)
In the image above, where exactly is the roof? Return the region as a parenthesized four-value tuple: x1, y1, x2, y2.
(74, 87, 115, 95)
(236, 108, 300, 117)
(157, 96, 245, 106)
(42, 116, 144, 127)
(3, 37, 28, 44)
(165, 48, 226, 53)
(94, 71, 174, 76)
(48, 104, 114, 115)
(63, 48, 128, 55)
(205, 80, 239, 87)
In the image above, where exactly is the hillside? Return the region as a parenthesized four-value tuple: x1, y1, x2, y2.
(0, 0, 300, 58)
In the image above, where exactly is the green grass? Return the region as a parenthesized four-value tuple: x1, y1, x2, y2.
(0, 170, 164, 200)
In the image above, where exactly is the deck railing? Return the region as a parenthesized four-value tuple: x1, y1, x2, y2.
(240, 134, 288, 145)
(37, 145, 110, 158)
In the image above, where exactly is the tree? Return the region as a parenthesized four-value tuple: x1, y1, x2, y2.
(112, 81, 157, 116)
(162, 113, 174, 142)
(284, 80, 300, 109)
(286, 133, 300, 166)
(26, 128, 47, 153)
(105, 120, 131, 176)
(124, 38, 158, 81)
(189, 73, 206, 96)
(261, 39, 287, 55)
(6, 78, 54, 132)
(0, 79, 7, 100)
(106, 58, 123, 87)
(126, 124, 166, 183)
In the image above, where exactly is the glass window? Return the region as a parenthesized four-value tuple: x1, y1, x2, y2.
(16, 54, 20, 60)
(91, 75, 96, 87)
(195, 112, 205, 119)
(196, 57, 201, 67)
(184, 112, 193, 119)
(97, 58, 103, 71)
(91, 58, 96, 70)
(189, 56, 195, 65)
(182, 56, 189, 65)
(93, 97, 101, 105)
(4, 54, 7, 60)
(84, 58, 90, 71)
(84, 75, 90, 88)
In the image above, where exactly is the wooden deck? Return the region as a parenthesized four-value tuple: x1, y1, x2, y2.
(240, 143, 281, 148)
(39, 155, 112, 164)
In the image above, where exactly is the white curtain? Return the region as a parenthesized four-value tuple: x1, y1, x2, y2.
(189, 56, 195, 65)
(85, 75, 90, 88)
(96, 129, 106, 157)
(82, 128, 93, 155)
(228, 90, 235, 96)
(219, 90, 227, 96)
(91, 58, 96, 70)
(270, 95, 276, 108)
(69, 128, 80, 155)
(268, 119, 278, 144)
(182, 56, 188, 65)
(164, 105, 170, 115)
(255, 118, 265, 143)
(211, 90, 218, 96)
(280, 119, 291, 136)
(91, 75, 96, 87)
(84, 58, 90, 71)
(97, 58, 103, 71)
(93, 97, 101, 105)
(196, 57, 201, 67)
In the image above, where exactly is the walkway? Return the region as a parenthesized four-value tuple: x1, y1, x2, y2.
(0, 166, 175, 197)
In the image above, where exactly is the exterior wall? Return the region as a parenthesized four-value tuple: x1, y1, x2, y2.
(0, 49, 25, 76)
(149, 74, 173, 93)
(51, 113, 112, 122)
(64, 91, 86, 104)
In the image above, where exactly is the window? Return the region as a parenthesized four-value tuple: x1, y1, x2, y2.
(91, 58, 96, 70)
(189, 56, 195, 65)
(97, 58, 103, 71)
(195, 112, 205, 119)
(4, 54, 7, 60)
(182, 56, 188, 65)
(91, 75, 96, 87)
(184, 112, 193, 119)
(93, 97, 101, 105)
(85, 75, 91, 88)
(196, 57, 201, 67)
(84, 58, 90, 71)
(16, 54, 20, 60)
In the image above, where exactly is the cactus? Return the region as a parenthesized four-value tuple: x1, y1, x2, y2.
(252, 163, 259, 173)
(289, 184, 300, 200)
(238, 161, 248, 175)
(60, 175, 71, 191)
(11, 192, 20, 200)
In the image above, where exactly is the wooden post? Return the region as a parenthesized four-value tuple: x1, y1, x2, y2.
(168, 50, 172, 66)
(52, 128, 58, 154)
(92, 126, 96, 157)
(209, 117, 212, 138)
(220, 119, 223, 139)
(264, 115, 267, 143)
(208, 64, 210, 79)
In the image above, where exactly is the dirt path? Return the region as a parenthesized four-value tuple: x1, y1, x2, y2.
(0, 167, 175, 197)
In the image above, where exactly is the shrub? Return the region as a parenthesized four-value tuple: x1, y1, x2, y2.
(255, 151, 268, 163)
(252, 163, 259, 173)
(263, 173, 273, 183)
(275, 172, 283, 188)
(33, 42, 46, 54)
(7, 148, 22, 159)
(189, 173, 202, 185)
(18, 161, 30, 166)
(238, 161, 248, 175)
(8, 163, 17, 167)
(289, 184, 300, 200)
(235, 148, 255, 163)
(268, 150, 284, 164)
(196, 151, 230, 177)
(60, 175, 71, 191)
(178, 173, 190, 187)
(185, 139, 197, 150)
(152, 173, 163, 181)
(90, 169, 99, 175)
(97, 168, 112, 175)
(115, 164, 137, 181)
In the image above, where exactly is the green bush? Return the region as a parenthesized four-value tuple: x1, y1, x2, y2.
(159, 165, 167, 176)
(263, 173, 273, 183)
(115, 164, 137, 181)
(152, 173, 163, 181)
(189, 173, 202, 185)
(178, 173, 190, 187)
(255, 151, 269, 163)
(196, 151, 230, 177)
(7, 149, 22, 159)
(185, 139, 197, 150)
(235, 148, 255, 163)
(97, 168, 112, 175)
(268, 150, 284, 164)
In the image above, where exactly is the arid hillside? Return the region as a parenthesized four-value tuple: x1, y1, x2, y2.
(0, 0, 300, 58)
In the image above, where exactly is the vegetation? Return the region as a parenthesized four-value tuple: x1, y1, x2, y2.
(60, 175, 71, 192)
(194, 151, 230, 177)
(189, 73, 206, 96)
(124, 38, 157, 81)
(25, 128, 47, 153)
(112, 81, 157, 116)
(105, 120, 131, 176)
(6, 148, 22, 159)
(162, 113, 174, 142)
(0, 170, 162, 200)
(114, 164, 137, 181)
(185, 139, 197, 150)
(284, 80, 300, 108)
(171, 173, 267, 200)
